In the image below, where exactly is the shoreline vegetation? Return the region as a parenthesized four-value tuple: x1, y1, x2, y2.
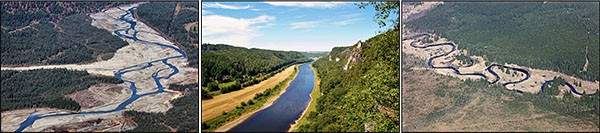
(201, 43, 310, 97)
(289, 63, 321, 132)
(406, 2, 600, 82)
(202, 61, 305, 99)
(201, 64, 300, 132)
(201, 64, 297, 121)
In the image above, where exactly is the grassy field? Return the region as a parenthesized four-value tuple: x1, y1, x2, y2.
(201, 65, 299, 132)
(218, 81, 237, 89)
(291, 63, 322, 131)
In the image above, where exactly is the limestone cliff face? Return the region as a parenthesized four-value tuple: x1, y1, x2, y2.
(343, 40, 365, 71)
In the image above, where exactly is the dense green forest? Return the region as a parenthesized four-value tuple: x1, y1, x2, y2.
(1, 2, 130, 31)
(1, 2, 130, 66)
(407, 2, 600, 81)
(124, 89, 199, 132)
(201, 44, 310, 94)
(296, 28, 400, 132)
(136, 2, 199, 67)
(0, 69, 123, 111)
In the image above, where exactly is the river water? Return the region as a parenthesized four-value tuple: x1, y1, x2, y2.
(229, 62, 316, 132)
(15, 4, 186, 132)
(408, 34, 593, 96)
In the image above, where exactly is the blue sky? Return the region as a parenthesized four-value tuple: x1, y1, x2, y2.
(201, 2, 395, 51)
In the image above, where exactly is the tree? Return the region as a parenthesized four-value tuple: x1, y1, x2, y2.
(207, 82, 219, 91)
(357, 2, 399, 29)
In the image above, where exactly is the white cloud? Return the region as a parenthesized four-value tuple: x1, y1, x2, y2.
(201, 9, 212, 15)
(334, 18, 364, 26)
(264, 2, 346, 8)
(202, 15, 275, 46)
(289, 20, 322, 29)
(202, 3, 250, 10)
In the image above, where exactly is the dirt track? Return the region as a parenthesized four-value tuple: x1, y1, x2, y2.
(201, 65, 297, 122)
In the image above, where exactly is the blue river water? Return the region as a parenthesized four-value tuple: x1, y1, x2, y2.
(228, 62, 316, 132)
(15, 5, 186, 132)
(409, 34, 594, 96)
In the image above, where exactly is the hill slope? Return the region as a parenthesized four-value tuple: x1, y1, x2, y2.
(135, 2, 199, 67)
(1, 2, 130, 66)
(296, 29, 400, 132)
(201, 44, 309, 88)
(406, 2, 600, 81)
(1, 69, 123, 111)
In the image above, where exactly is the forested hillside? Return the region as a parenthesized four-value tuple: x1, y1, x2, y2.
(1, 2, 130, 31)
(124, 89, 199, 132)
(296, 29, 400, 132)
(1, 2, 130, 66)
(135, 2, 199, 67)
(0, 69, 123, 111)
(407, 2, 600, 81)
(201, 44, 310, 96)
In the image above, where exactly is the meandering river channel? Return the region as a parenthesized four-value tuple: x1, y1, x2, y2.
(408, 34, 594, 96)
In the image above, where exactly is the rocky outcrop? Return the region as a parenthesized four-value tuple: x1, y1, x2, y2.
(343, 40, 365, 71)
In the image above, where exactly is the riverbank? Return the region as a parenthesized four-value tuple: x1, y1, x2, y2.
(402, 31, 599, 96)
(209, 64, 300, 131)
(1, 4, 194, 132)
(201, 65, 297, 121)
(288, 63, 321, 132)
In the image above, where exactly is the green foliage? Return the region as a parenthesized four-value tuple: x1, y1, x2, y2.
(201, 43, 309, 89)
(1, 14, 128, 65)
(219, 81, 241, 94)
(357, 2, 400, 28)
(0, 69, 123, 111)
(167, 83, 197, 92)
(207, 82, 219, 91)
(297, 29, 400, 132)
(516, 88, 600, 126)
(124, 89, 199, 132)
(201, 88, 212, 100)
(1, 2, 129, 31)
(407, 2, 600, 81)
(136, 2, 199, 67)
(423, 38, 433, 43)
(123, 111, 170, 132)
(202, 68, 298, 132)
(455, 54, 472, 65)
